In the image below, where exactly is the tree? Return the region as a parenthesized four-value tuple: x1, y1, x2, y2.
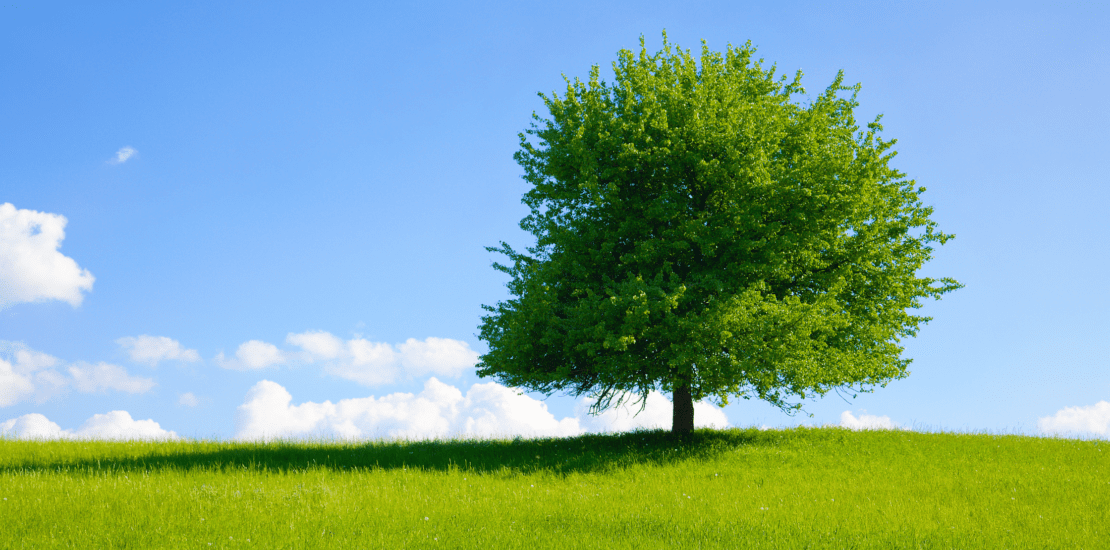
(477, 34, 961, 433)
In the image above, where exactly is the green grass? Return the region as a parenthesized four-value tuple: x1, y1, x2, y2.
(1, 427, 1107, 549)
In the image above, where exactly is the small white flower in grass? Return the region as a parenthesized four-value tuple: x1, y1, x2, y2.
(425, 517, 429, 521)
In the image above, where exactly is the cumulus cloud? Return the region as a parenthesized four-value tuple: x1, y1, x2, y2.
(396, 337, 479, 377)
(108, 146, 137, 164)
(215, 340, 287, 370)
(178, 392, 200, 407)
(0, 412, 65, 439)
(284, 331, 478, 386)
(117, 335, 200, 367)
(1, 410, 177, 440)
(1038, 401, 1110, 438)
(1, 342, 155, 406)
(77, 410, 175, 439)
(840, 410, 903, 431)
(235, 378, 729, 441)
(324, 339, 398, 385)
(0, 203, 95, 309)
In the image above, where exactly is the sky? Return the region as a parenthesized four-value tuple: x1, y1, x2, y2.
(2, 1, 1108, 441)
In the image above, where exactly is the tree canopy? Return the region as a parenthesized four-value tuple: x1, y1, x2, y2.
(477, 34, 961, 432)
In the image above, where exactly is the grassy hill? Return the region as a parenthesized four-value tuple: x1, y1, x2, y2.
(2, 427, 1106, 548)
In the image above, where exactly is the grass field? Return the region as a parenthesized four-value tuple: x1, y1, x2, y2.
(1, 427, 1107, 549)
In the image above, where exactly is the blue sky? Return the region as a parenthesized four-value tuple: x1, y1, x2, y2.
(2, 1, 1108, 440)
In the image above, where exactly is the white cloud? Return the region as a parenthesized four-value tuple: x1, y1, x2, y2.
(215, 340, 287, 370)
(0, 358, 36, 407)
(396, 337, 479, 378)
(0, 342, 64, 406)
(0, 203, 95, 309)
(9, 345, 60, 371)
(235, 378, 581, 441)
(108, 146, 137, 164)
(578, 391, 730, 432)
(77, 410, 176, 439)
(178, 392, 200, 407)
(1, 410, 177, 440)
(68, 362, 156, 394)
(234, 378, 729, 441)
(1038, 401, 1110, 438)
(0, 413, 65, 439)
(326, 339, 398, 385)
(840, 410, 903, 431)
(1, 342, 155, 406)
(117, 335, 200, 367)
(285, 330, 344, 359)
(284, 331, 479, 386)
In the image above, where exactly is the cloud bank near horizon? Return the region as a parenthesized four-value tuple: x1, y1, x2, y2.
(2, 377, 730, 441)
(1, 410, 177, 440)
(234, 378, 730, 441)
(1038, 401, 1110, 438)
(0, 202, 95, 310)
(839, 410, 905, 431)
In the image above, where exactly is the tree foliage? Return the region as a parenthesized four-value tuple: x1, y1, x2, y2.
(477, 34, 961, 430)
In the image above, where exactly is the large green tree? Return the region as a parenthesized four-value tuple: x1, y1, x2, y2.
(477, 35, 961, 433)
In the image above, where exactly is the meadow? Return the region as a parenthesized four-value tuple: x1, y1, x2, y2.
(1, 427, 1106, 549)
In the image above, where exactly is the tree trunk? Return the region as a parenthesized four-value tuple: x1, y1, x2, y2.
(672, 382, 695, 433)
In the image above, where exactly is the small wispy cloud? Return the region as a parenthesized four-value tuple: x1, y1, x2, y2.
(68, 361, 156, 394)
(117, 335, 200, 367)
(108, 146, 137, 165)
(178, 392, 200, 407)
(215, 340, 288, 371)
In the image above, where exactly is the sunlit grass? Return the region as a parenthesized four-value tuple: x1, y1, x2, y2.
(2, 428, 1107, 548)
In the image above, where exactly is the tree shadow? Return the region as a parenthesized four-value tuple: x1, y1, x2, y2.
(1, 427, 796, 476)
